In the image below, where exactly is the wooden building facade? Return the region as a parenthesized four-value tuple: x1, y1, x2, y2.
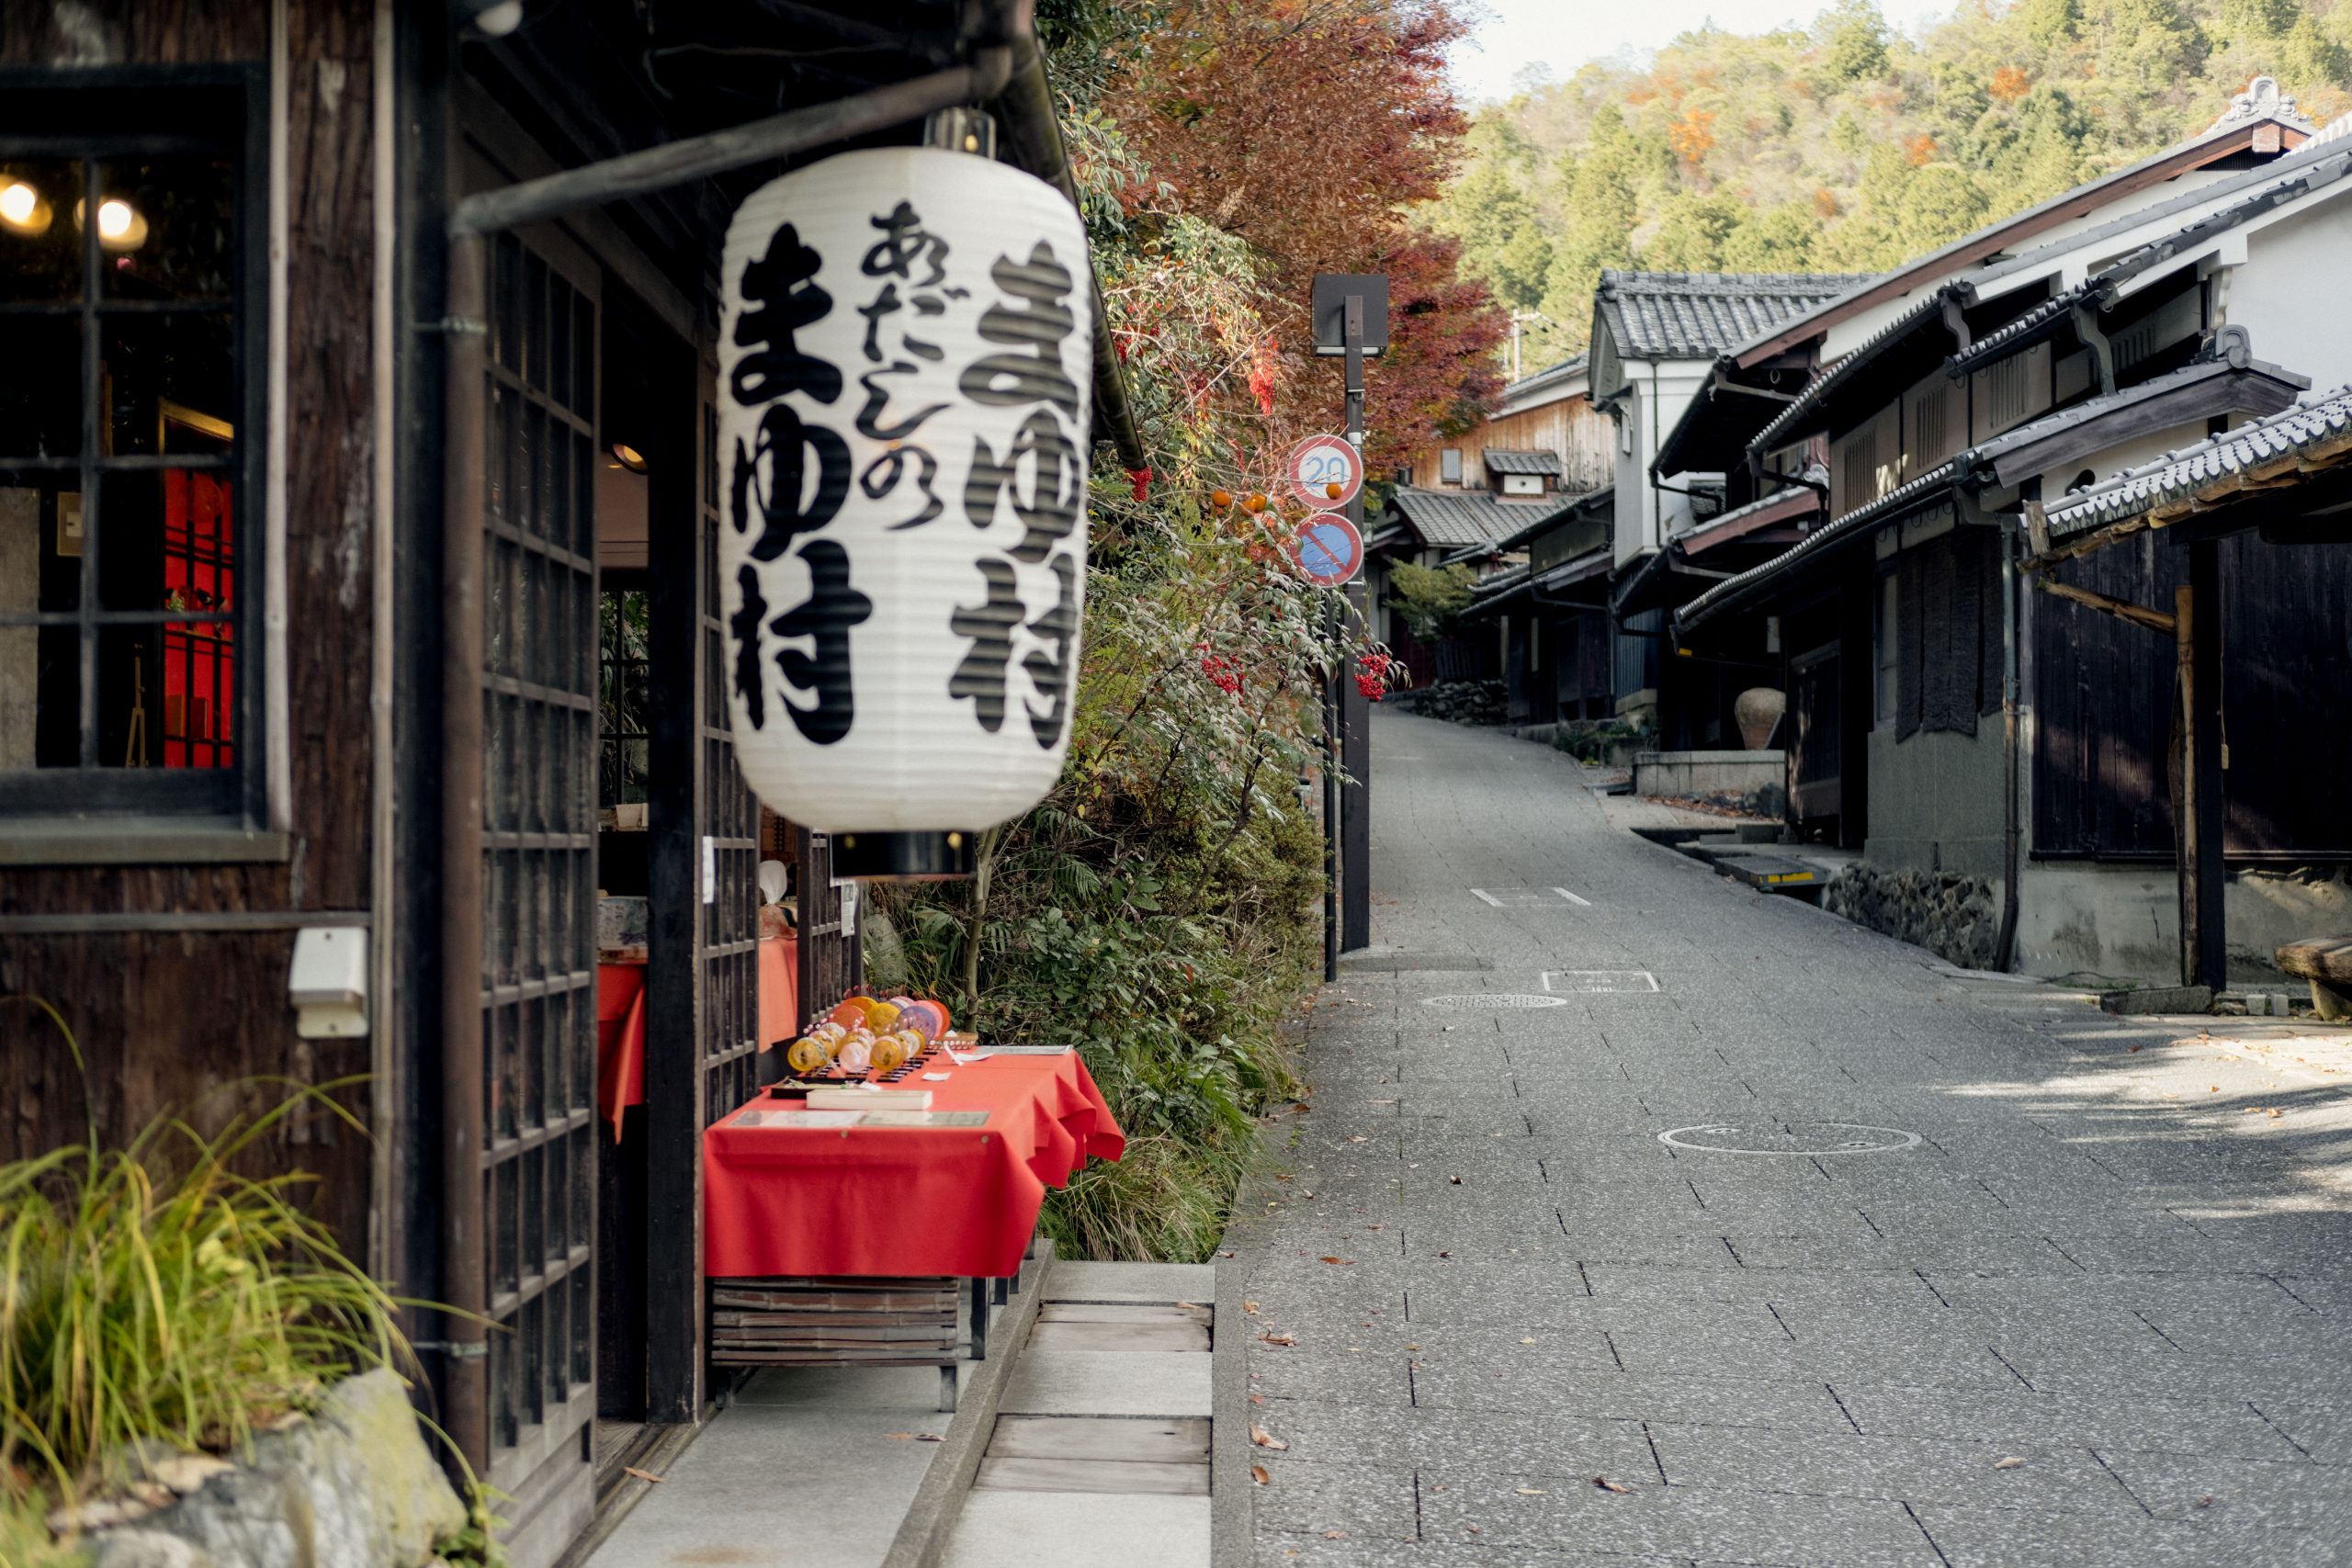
(0, 4, 1131, 1564)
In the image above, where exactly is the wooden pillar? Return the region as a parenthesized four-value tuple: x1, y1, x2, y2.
(643, 325, 707, 1425)
(2175, 540, 2227, 990)
(2189, 539, 2228, 987)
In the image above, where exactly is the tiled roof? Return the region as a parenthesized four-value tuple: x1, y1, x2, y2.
(1491, 484, 1611, 553)
(1946, 281, 2100, 377)
(1723, 99, 2321, 370)
(2043, 388, 2352, 536)
(1595, 271, 1875, 362)
(1386, 486, 1559, 549)
(1676, 461, 1960, 636)
(1678, 477, 1822, 556)
(1747, 286, 1959, 457)
(1483, 449, 1562, 476)
(1500, 354, 1589, 412)
(1461, 562, 1531, 615)
(1960, 351, 2309, 484)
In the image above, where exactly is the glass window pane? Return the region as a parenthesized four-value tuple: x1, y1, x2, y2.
(0, 314, 82, 459)
(102, 310, 234, 457)
(99, 157, 232, 302)
(99, 619, 234, 771)
(99, 468, 236, 615)
(0, 472, 84, 615)
(0, 159, 84, 303)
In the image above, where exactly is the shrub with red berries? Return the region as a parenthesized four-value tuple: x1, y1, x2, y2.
(1355, 651, 1393, 702)
(1196, 641, 1243, 696)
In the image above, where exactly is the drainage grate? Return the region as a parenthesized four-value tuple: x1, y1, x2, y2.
(1419, 994, 1568, 1010)
(1657, 1122, 1923, 1156)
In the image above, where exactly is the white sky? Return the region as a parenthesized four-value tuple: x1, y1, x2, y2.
(1447, 0, 1958, 107)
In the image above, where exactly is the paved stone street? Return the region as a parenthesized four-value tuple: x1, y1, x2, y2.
(1227, 709, 2352, 1567)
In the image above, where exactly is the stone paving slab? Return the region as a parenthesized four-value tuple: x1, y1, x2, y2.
(944, 1490, 1209, 1568)
(1225, 712, 2352, 1567)
(1645, 1423, 2141, 1517)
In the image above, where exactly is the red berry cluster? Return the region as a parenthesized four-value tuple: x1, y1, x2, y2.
(1196, 642, 1242, 696)
(1355, 651, 1392, 703)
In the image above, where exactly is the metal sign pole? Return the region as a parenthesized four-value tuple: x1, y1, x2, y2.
(1340, 299, 1372, 953)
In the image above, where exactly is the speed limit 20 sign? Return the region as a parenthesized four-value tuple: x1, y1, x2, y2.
(1283, 434, 1363, 512)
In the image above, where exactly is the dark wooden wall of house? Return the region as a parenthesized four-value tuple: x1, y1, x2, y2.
(2035, 531, 2352, 860)
(0, 0, 381, 1255)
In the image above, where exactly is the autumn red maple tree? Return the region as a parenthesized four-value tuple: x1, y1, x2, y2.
(1097, 0, 1505, 472)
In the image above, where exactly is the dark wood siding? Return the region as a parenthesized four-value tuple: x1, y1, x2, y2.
(0, 0, 380, 1255)
(2033, 532, 2352, 859)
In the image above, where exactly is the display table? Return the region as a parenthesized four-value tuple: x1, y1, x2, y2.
(594, 934, 799, 1137)
(703, 1052, 1124, 1280)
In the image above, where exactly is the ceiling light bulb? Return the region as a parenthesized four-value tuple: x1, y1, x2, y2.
(96, 199, 133, 240)
(0, 183, 36, 226)
(476, 0, 524, 34)
(611, 443, 648, 474)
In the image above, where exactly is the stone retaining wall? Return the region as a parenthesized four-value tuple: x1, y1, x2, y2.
(1825, 861, 2001, 972)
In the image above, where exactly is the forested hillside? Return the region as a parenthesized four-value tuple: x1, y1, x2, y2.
(1439, 0, 2352, 361)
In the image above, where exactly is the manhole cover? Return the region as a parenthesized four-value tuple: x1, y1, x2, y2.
(1419, 994, 1569, 1010)
(1657, 1122, 1922, 1155)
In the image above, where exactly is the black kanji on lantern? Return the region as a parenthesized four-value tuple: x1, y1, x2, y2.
(730, 220, 853, 564)
(731, 221, 841, 406)
(959, 243, 1080, 416)
(964, 407, 1081, 562)
(729, 564, 771, 730)
(853, 198, 960, 519)
(947, 558, 1024, 734)
(768, 539, 874, 745)
(733, 404, 852, 561)
(1021, 553, 1078, 748)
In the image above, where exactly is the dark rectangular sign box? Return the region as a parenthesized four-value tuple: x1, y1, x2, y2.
(1312, 274, 1388, 356)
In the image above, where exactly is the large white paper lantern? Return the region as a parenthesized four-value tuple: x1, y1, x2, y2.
(716, 146, 1092, 878)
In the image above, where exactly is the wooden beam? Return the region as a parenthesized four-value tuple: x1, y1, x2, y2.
(447, 56, 1012, 235)
(2031, 576, 2177, 637)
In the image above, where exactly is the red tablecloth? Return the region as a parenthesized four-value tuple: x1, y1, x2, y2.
(703, 1053, 1125, 1279)
(596, 935, 800, 1138)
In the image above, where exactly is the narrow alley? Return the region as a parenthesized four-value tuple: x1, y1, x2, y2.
(1227, 708, 2352, 1568)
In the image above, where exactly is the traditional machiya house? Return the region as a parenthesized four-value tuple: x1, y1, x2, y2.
(1669, 96, 2352, 987)
(1365, 352, 1611, 698)
(0, 4, 1142, 1564)
(1586, 270, 1872, 743)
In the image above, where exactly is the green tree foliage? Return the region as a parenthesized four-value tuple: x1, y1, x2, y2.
(1385, 561, 1479, 640)
(1430, 0, 2349, 358)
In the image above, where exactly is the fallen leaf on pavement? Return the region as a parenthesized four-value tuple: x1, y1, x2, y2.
(1519, 1337, 1538, 1345)
(1319, 1256, 1355, 1266)
(1322, 1530, 1347, 1540)
(1516, 1487, 1548, 1495)
(882, 1434, 913, 1441)
(915, 1433, 944, 1442)
(1245, 1300, 1261, 1314)
(623, 1467, 665, 1483)
(1994, 1457, 2025, 1470)
(2197, 1495, 2214, 1507)
(1251, 1465, 1271, 1486)
(1593, 1477, 1632, 1494)
(1347, 1135, 1369, 1144)
(1261, 1332, 1296, 1346)
(1464, 1525, 1482, 1534)
(1250, 1424, 1289, 1451)
(1438, 1250, 1453, 1258)
(1450, 1175, 1464, 1185)
(1219, 1250, 1236, 1258)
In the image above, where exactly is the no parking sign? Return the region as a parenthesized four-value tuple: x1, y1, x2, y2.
(1289, 512, 1363, 587)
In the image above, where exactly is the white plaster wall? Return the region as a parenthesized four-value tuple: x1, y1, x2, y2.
(1617, 360, 1712, 565)
(2018, 861, 2352, 986)
(2223, 200, 2352, 387)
